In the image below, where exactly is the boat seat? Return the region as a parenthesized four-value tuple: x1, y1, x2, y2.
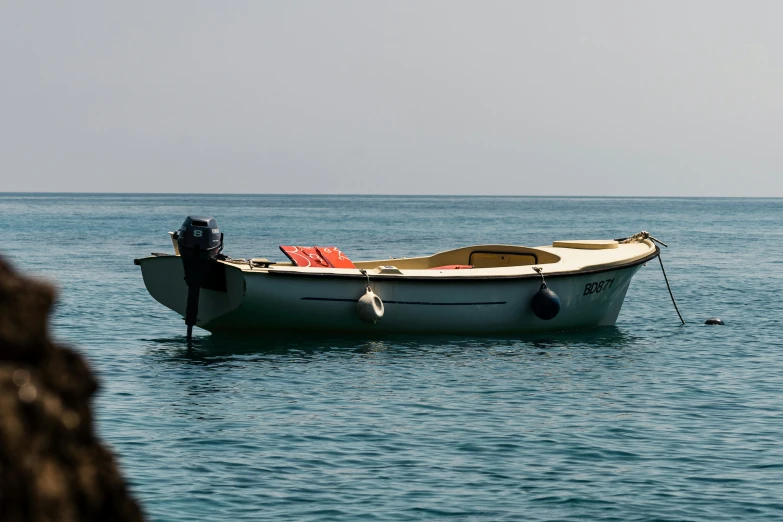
(429, 265, 473, 270)
(279, 246, 356, 269)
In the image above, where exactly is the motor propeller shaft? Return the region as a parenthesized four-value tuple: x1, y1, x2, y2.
(176, 216, 223, 348)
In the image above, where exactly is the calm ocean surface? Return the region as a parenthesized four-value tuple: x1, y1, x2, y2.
(2, 194, 783, 521)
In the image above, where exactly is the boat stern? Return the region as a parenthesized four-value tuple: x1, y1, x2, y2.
(135, 255, 245, 329)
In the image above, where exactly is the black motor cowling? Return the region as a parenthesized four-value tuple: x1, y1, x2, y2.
(177, 216, 222, 261)
(176, 216, 223, 347)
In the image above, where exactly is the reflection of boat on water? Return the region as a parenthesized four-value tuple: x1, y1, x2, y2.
(146, 326, 644, 363)
(134, 217, 659, 338)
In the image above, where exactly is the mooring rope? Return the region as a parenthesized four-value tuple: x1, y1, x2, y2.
(618, 230, 668, 247)
(618, 231, 685, 325)
(656, 252, 685, 325)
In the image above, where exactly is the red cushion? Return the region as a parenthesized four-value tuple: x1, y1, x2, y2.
(280, 245, 355, 268)
(429, 265, 473, 270)
(279, 246, 330, 268)
(316, 246, 356, 268)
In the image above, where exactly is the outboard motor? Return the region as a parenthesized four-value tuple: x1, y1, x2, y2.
(176, 216, 223, 347)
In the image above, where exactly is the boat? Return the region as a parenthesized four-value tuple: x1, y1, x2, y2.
(134, 217, 659, 340)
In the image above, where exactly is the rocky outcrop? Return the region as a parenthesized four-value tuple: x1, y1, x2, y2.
(0, 257, 144, 522)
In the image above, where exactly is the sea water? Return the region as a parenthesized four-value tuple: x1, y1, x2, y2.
(2, 194, 782, 521)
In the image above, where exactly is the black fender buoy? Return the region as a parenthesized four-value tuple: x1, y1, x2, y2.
(532, 283, 560, 320)
(705, 317, 725, 325)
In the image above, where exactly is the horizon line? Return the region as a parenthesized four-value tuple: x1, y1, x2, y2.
(0, 191, 781, 199)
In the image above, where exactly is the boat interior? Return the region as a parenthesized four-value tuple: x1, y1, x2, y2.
(355, 245, 561, 270)
(267, 244, 561, 270)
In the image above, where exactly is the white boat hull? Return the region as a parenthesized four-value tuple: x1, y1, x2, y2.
(136, 239, 657, 335)
(211, 264, 643, 334)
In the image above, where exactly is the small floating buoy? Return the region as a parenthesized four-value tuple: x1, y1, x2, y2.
(357, 287, 384, 323)
(531, 283, 560, 320)
(705, 317, 725, 325)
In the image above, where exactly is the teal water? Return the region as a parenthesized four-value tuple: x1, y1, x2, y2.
(3, 194, 783, 521)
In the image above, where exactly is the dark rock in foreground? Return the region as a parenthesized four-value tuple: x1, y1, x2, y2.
(0, 257, 145, 522)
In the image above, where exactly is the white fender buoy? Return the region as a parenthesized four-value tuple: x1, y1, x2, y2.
(357, 287, 384, 323)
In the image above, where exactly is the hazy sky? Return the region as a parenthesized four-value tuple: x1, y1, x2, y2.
(1, 1, 781, 196)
